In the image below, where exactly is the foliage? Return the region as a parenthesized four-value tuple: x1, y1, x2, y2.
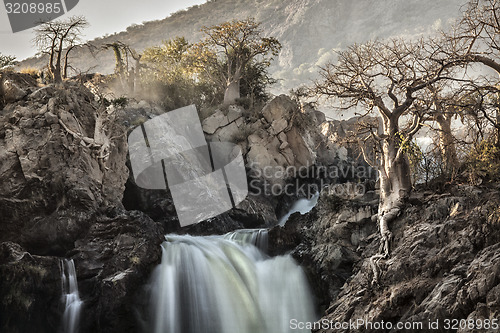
(239, 59, 277, 104)
(111, 97, 128, 108)
(140, 32, 278, 110)
(189, 17, 281, 104)
(396, 131, 424, 185)
(20, 67, 39, 77)
(140, 37, 219, 110)
(465, 139, 500, 183)
(0, 53, 17, 69)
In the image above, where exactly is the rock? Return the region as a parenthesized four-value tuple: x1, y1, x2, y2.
(215, 121, 239, 142)
(248, 134, 262, 145)
(227, 105, 243, 122)
(2, 79, 27, 103)
(271, 118, 288, 134)
(269, 191, 378, 309)
(286, 126, 315, 167)
(291, 185, 500, 333)
(261, 94, 297, 123)
(73, 210, 164, 333)
(44, 111, 59, 125)
(29, 86, 56, 101)
(202, 110, 229, 134)
(0, 242, 61, 333)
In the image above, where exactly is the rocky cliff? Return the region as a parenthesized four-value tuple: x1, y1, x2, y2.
(270, 181, 500, 332)
(0, 72, 166, 332)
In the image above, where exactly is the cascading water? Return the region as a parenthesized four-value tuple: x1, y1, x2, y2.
(224, 228, 268, 252)
(147, 233, 315, 333)
(60, 259, 83, 333)
(278, 192, 320, 225)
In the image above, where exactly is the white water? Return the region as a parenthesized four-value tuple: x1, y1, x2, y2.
(224, 228, 268, 252)
(278, 192, 320, 226)
(60, 259, 83, 333)
(148, 233, 315, 333)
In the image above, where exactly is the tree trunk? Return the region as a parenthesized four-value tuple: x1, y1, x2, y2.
(435, 114, 458, 175)
(223, 79, 240, 104)
(224, 67, 242, 105)
(496, 109, 500, 148)
(377, 117, 412, 256)
(53, 63, 63, 83)
(63, 46, 75, 79)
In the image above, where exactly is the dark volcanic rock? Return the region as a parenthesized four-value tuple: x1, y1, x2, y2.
(277, 182, 500, 333)
(0, 80, 129, 254)
(0, 75, 166, 333)
(0, 242, 61, 333)
(72, 210, 164, 333)
(269, 188, 378, 312)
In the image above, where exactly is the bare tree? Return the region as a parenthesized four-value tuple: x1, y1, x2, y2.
(33, 16, 88, 83)
(416, 85, 460, 176)
(102, 42, 142, 94)
(312, 39, 453, 281)
(442, 0, 500, 145)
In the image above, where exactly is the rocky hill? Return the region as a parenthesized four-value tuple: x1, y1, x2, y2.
(19, 0, 463, 94)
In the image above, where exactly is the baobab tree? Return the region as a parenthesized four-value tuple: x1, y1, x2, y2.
(312, 39, 454, 281)
(33, 16, 88, 83)
(442, 0, 500, 146)
(417, 85, 460, 175)
(190, 18, 281, 104)
(102, 41, 142, 93)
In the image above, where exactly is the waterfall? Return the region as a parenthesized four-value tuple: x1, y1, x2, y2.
(278, 192, 320, 225)
(60, 259, 83, 333)
(147, 233, 315, 333)
(224, 228, 268, 252)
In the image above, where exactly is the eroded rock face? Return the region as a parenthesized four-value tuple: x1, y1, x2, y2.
(199, 96, 344, 225)
(320, 186, 500, 333)
(268, 189, 379, 310)
(72, 210, 164, 333)
(271, 182, 500, 333)
(0, 81, 129, 254)
(0, 242, 61, 333)
(0, 75, 166, 333)
(202, 96, 338, 187)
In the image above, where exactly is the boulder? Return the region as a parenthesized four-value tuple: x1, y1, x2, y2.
(2, 79, 27, 103)
(202, 110, 230, 135)
(261, 94, 297, 123)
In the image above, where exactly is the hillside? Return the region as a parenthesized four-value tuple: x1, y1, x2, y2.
(19, 0, 463, 94)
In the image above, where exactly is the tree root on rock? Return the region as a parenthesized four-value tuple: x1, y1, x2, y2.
(369, 205, 401, 286)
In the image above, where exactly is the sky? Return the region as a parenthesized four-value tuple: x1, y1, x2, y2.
(0, 0, 206, 60)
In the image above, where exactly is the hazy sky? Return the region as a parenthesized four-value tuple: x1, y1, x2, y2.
(0, 0, 205, 60)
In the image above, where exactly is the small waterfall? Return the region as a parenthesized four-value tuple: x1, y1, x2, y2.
(278, 192, 320, 225)
(60, 259, 83, 333)
(224, 228, 268, 252)
(147, 233, 315, 333)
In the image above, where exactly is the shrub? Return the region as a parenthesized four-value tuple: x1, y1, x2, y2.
(112, 96, 128, 108)
(465, 140, 500, 183)
(20, 67, 39, 77)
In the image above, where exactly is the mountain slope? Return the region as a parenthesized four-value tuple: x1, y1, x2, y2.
(20, 0, 463, 94)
